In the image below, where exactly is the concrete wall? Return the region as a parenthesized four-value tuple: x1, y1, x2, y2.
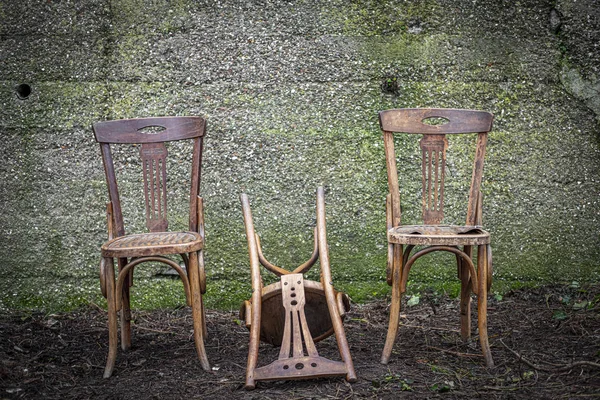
(1, 0, 599, 312)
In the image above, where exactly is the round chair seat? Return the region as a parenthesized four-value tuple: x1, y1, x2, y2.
(240, 280, 350, 346)
(388, 225, 490, 246)
(101, 231, 203, 257)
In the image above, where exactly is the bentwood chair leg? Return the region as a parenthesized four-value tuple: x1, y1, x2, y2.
(201, 297, 208, 338)
(120, 287, 131, 351)
(118, 258, 132, 351)
(188, 251, 210, 371)
(240, 193, 262, 390)
(459, 246, 472, 341)
(198, 249, 208, 339)
(104, 257, 118, 378)
(244, 276, 262, 389)
(477, 245, 494, 368)
(381, 244, 402, 364)
(316, 187, 357, 382)
(244, 299, 260, 390)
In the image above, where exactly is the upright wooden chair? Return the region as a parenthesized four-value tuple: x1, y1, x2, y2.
(379, 108, 494, 368)
(239, 187, 357, 389)
(93, 116, 210, 378)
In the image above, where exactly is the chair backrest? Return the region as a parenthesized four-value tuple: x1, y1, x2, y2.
(379, 108, 493, 227)
(93, 116, 206, 237)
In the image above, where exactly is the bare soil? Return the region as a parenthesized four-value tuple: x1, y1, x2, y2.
(1, 285, 599, 399)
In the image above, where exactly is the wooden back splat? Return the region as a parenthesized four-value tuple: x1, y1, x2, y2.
(141, 143, 169, 232)
(420, 135, 448, 224)
(252, 274, 349, 381)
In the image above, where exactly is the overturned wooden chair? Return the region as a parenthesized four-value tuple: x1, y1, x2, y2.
(379, 108, 494, 368)
(93, 116, 210, 377)
(239, 187, 357, 389)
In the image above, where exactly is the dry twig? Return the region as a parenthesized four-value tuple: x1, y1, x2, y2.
(500, 339, 600, 372)
(401, 324, 460, 333)
(426, 346, 483, 358)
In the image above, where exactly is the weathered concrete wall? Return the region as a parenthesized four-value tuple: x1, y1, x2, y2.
(1, 0, 599, 312)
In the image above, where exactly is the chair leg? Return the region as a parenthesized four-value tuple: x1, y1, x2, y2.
(118, 257, 132, 351)
(198, 250, 208, 339)
(477, 245, 494, 368)
(381, 243, 403, 364)
(315, 187, 357, 382)
(459, 246, 472, 341)
(201, 296, 208, 339)
(240, 193, 263, 390)
(188, 251, 210, 371)
(103, 257, 118, 378)
(244, 295, 261, 390)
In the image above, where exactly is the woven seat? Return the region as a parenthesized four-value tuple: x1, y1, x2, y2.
(388, 225, 490, 246)
(239, 279, 351, 346)
(101, 232, 203, 257)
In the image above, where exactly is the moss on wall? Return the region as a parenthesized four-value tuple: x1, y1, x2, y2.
(0, 0, 599, 312)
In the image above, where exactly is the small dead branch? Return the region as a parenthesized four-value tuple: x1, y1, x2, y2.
(401, 324, 460, 333)
(426, 346, 483, 358)
(500, 339, 600, 372)
(88, 302, 106, 313)
(133, 325, 175, 335)
(483, 385, 520, 391)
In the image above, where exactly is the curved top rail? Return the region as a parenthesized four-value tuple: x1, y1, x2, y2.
(379, 108, 493, 134)
(255, 233, 291, 277)
(255, 227, 320, 276)
(93, 116, 206, 144)
(291, 227, 320, 275)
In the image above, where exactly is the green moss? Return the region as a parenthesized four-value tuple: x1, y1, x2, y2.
(2, 0, 600, 315)
(0, 277, 103, 312)
(0, 82, 108, 129)
(110, 0, 191, 35)
(326, 0, 439, 37)
(0, 4, 5, 36)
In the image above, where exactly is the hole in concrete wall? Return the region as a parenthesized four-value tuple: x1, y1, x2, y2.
(380, 74, 399, 95)
(15, 83, 31, 100)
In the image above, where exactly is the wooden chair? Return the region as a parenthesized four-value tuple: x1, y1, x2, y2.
(239, 187, 357, 389)
(379, 108, 494, 368)
(93, 116, 210, 378)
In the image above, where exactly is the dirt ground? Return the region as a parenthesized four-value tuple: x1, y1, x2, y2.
(1, 284, 599, 399)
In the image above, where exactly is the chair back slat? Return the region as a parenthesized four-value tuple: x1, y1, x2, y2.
(100, 143, 125, 236)
(383, 131, 402, 226)
(140, 143, 169, 232)
(188, 137, 204, 232)
(420, 135, 448, 224)
(466, 133, 488, 226)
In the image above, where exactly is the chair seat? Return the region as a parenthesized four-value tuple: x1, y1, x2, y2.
(240, 280, 350, 346)
(101, 231, 203, 258)
(388, 225, 490, 246)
